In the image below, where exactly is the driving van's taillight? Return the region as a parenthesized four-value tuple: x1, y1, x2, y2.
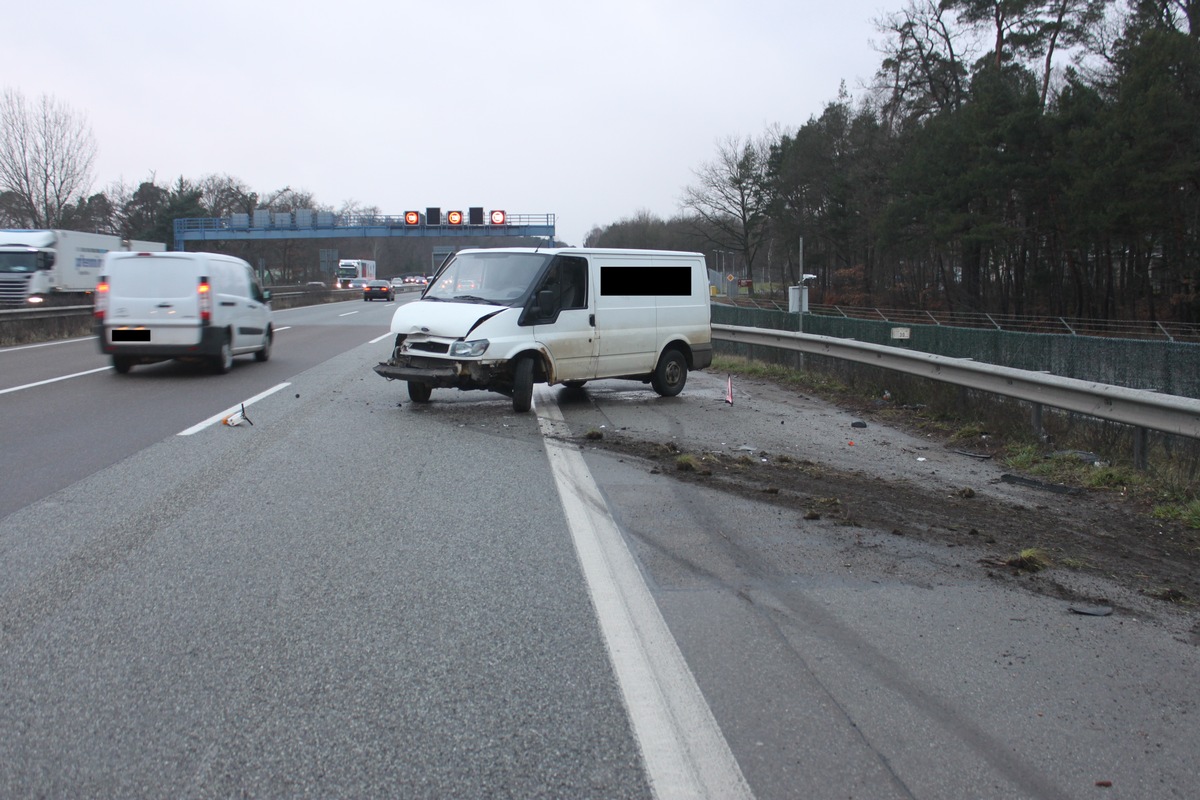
(94, 278, 109, 322)
(198, 277, 212, 324)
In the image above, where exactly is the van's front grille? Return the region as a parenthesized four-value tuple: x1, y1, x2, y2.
(408, 341, 450, 354)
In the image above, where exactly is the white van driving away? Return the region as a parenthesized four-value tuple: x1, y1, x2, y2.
(373, 247, 713, 412)
(96, 251, 273, 374)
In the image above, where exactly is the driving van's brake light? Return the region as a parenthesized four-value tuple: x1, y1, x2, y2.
(94, 279, 109, 322)
(198, 277, 212, 323)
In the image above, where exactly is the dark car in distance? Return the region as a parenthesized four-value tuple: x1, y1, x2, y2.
(363, 280, 394, 301)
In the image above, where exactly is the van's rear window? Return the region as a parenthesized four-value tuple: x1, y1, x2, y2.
(107, 258, 197, 298)
(600, 266, 691, 296)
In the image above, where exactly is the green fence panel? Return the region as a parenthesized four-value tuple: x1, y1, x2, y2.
(711, 305, 1199, 398)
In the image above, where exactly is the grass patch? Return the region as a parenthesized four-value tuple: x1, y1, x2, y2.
(1008, 548, 1052, 573)
(713, 355, 848, 395)
(1153, 499, 1200, 530)
(675, 454, 712, 475)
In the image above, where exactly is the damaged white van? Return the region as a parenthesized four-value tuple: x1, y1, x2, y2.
(373, 247, 713, 412)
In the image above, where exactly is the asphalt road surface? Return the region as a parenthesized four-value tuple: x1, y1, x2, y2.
(1, 299, 1197, 798)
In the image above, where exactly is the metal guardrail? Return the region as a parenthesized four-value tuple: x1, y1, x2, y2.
(712, 323, 1200, 440)
(717, 299, 1200, 343)
(0, 305, 92, 320)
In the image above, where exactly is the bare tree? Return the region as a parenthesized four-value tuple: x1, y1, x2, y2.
(197, 173, 257, 217)
(0, 88, 97, 228)
(680, 131, 779, 282)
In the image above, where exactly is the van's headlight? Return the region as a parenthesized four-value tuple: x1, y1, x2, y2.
(451, 339, 489, 357)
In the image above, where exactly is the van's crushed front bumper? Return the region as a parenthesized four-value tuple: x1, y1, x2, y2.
(373, 354, 511, 392)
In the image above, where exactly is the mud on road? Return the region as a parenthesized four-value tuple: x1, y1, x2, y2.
(560, 372, 1199, 640)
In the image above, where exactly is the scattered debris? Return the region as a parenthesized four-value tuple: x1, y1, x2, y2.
(221, 403, 253, 427)
(1147, 587, 1190, 604)
(851, 420, 867, 428)
(1000, 474, 1082, 494)
(804, 511, 821, 521)
(725, 375, 733, 405)
(1069, 605, 1114, 617)
(585, 429, 603, 440)
(958, 487, 976, 498)
(954, 449, 993, 459)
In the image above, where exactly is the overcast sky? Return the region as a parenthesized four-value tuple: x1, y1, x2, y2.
(11, 0, 893, 247)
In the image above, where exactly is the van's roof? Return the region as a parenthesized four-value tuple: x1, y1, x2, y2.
(105, 251, 243, 263)
(456, 247, 704, 258)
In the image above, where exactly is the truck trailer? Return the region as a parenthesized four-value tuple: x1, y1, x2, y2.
(0, 229, 166, 306)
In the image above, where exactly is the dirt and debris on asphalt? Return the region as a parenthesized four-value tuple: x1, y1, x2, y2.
(559, 371, 1199, 638)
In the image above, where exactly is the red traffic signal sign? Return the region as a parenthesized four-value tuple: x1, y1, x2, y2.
(447, 210, 464, 225)
(404, 211, 420, 225)
(489, 210, 507, 225)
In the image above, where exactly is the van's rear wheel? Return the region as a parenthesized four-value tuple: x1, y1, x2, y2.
(112, 356, 133, 374)
(512, 356, 535, 413)
(651, 348, 687, 397)
(408, 381, 432, 403)
(212, 334, 234, 374)
(563, 380, 587, 388)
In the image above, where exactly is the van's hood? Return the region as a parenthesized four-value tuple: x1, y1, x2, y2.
(389, 299, 510, 338)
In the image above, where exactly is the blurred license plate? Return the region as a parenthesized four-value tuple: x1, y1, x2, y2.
(112, 329, 150, 342)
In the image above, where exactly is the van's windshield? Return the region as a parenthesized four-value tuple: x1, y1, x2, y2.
(424, 251, 552, 306)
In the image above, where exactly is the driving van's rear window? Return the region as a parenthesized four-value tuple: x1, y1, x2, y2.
(600, 266, 691, 296)
(108, 257, 198, 298)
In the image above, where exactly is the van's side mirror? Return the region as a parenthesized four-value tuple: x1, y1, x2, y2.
(262, 289, 271, 302)
(536, 289, 555, 317)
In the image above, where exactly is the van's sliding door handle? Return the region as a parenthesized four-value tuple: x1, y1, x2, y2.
(589, 313, 595, 326)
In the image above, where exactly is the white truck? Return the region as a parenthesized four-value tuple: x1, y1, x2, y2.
(0, 229, 166, 306)
(335, 259, 376, 289)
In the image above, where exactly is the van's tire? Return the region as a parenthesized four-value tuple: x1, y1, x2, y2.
(563, 380, 587, 389)
(512, 356, 535, 413)
(212, 334, 234, 374)
(408, 381, 432, 403)
(112, 356, 133, 374)
(254, 327, 272, 362)
(651, 348, 687, 397)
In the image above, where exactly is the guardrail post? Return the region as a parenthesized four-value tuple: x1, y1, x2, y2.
(1133, 427, 1148, 471)
(1031, 402, 1045, 442)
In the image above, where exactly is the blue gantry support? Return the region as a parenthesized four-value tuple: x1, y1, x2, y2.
(173, 213, 556, 250)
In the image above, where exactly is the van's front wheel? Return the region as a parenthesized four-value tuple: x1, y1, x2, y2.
(651, 348, 687, 397)
(408, 381, 432, 403)
(512, 356, 535, 413)
(254, 327, 272, 362)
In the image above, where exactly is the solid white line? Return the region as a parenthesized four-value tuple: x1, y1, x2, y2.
(337, 311, 359, 317)
(274, 326, 291, 332)
(369, 332, 392, 344)
(0, 335, 98, 353)
(0, 366, 111, 396)
(534, 387, 753, 800)
(177, 382, 292, 436)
